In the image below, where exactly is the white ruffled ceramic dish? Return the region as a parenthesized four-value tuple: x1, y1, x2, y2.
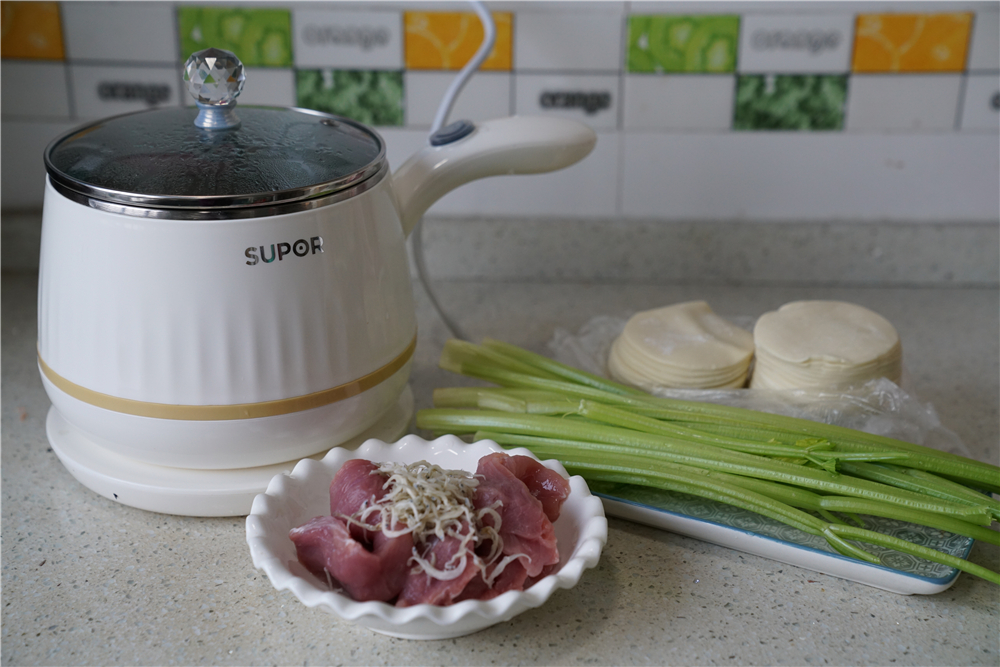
(245, 434, 608, 640)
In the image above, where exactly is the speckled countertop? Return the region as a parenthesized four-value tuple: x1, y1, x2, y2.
(3, 272, 998, 666)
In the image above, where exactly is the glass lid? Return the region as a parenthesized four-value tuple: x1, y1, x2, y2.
(44, 48, 385, 213)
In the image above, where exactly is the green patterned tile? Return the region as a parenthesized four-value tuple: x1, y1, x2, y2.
(178, 7, 292, 67)
(734, 75, 847, 131)
(628, 15, 740, 73)
(296, 70, 404, 127)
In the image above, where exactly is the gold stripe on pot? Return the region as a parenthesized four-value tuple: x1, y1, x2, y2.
(37, 335, 416, 421)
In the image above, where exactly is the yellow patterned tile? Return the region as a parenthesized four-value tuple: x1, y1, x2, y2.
(852, 13, 972, 72)
(404, 11, 511, 71)
(1, 1, 64, 60)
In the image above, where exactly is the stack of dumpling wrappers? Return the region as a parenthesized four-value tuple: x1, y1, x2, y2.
(749, 300, 902, 390)
(608, 301, 755, 389)
(607, 300, 902, 392)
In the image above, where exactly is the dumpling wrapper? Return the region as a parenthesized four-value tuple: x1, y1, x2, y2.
(608, 301, 754, 389)
(609, 338, 749, 385)
(750, 300, 902, 389)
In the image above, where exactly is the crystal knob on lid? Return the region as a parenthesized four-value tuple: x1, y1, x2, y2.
(183, 47, 246, 130)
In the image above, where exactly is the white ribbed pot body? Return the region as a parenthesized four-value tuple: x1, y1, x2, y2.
(37, 175, 416, 469)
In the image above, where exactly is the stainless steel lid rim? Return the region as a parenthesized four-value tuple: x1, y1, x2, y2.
(43, 105, 387, 215)
(46, 161, 390, 220)
(46, 157, 387, 212)
(37, 333, 416, 421)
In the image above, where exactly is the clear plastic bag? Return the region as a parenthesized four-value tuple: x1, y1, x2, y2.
(548, 314, 973, 460)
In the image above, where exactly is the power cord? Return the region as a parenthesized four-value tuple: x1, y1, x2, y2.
(412, 0, 496, 342)
(430, 0, 496, 134)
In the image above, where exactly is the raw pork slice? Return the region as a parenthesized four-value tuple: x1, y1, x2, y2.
(289, 515, 413, 602)
(396, 521, 481, 607)
(329, 459, 387, 542)
(474, 453, 562, 578)
(291, 453, 571, 606)
(456, 556, 531, 602)
(491, 453, 571, 522)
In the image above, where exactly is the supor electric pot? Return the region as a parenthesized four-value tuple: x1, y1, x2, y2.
(38, 49, 596, 516)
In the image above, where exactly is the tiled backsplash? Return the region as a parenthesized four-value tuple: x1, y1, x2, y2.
(2, 1, 998, 221)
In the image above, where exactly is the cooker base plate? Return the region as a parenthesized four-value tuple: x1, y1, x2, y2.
(46, 386, 414, 517)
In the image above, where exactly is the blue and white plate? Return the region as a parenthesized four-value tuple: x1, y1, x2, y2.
(594, 482, 974, 595)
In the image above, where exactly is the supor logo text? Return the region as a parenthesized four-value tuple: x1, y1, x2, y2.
(246, 237, 324, 265)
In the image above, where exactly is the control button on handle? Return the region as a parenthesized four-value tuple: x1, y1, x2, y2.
(430, 120, 476, 146)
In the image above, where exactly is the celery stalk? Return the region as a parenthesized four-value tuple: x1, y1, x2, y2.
(827, 524, 1000, 585)
(419, 338, 1000, 586)
(417, 409, 992, 523)
(476, 431, 999, 576)
(456, 343, 1000, 489)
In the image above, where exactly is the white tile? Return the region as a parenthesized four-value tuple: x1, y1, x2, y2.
(846, 75, 962, 131)
(350, 1, 625, 13)
(500, 1, 626, 11)
(229, 68, 295, 107)
(69, 64, 181, 120)
(960, 74, 1000, 131)
(627, 1, 988, 12)
(61, 2, 178, 63)
(624, 74, 733, 130)
(738, 14, 854, 73)
(293, 8, 403, 69)
(622, 132, 999, 221)
(514, 74, 618, 130)
(404, 71, 511, 127)
(515, 11, 622, 72)
(1, 62, 71, 119)
(968, 11, 999, 71)
(1, 120, 78, 209)
(376, 128, 428, 173)
(380, 128, 619, 218)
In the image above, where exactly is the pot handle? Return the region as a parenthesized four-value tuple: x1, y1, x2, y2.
(392, 116, 597, 237)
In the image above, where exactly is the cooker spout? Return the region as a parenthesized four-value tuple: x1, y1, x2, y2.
(391, 116, 597, 237)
